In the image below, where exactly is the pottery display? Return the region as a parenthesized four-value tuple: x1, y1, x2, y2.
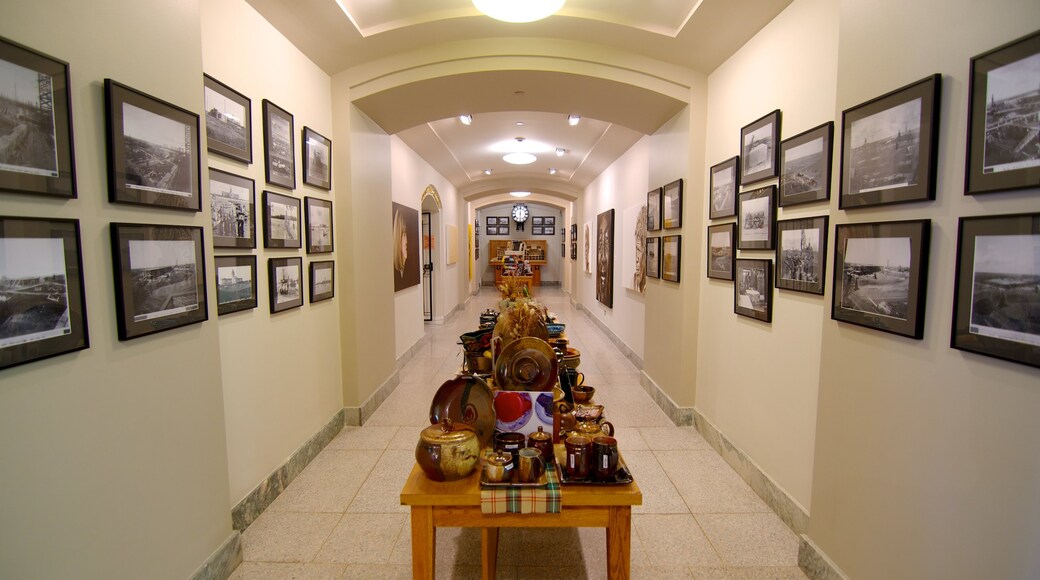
(593, 435, 619, 481)
(564, 435, 593, 480)
(526, 425, 553, 463)
(483, 449, 513, 484)
(415, 418, 480, 482)
(494, 337, 559, 392)
(517, 448, 544, 483)
(571, 384, 595, 404)
(429, 375, 496, 448)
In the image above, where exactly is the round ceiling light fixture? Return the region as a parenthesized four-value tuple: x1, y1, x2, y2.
(472, 0, 565, 23)
(503, 152, 537, 165)
(510, 191, 531, 198)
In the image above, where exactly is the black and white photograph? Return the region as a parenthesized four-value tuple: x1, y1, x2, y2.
(709, 156, 739, 219)
(486, 225, 496, 236)
(952, 213, 1040, 368)
(305, 197, 333, 254)
(662, 234, 681, 283)
(707, 223, 735, 281)
(544, 216, 555, 226)
(268, 257, 303, 313)
(203, 74, 251, 164)
(303, 126, 331, 190)
(735, 258, 773, 323)
(571, 223, 578, 260)
(533, 226, 543, 235)
(966, 30, 1040, 195)
(214, 255, 257, 316)
(533, 216, 544, 226)
(663, 178, 683, 229)
(738, 185, 776, 250)
(310, 260, 335, 303)
(646, 237, 660, 279)
(776, 216, 828, 295)
(647, 187, 662, 231)
(0, 217, 88, 370)
(779, 122, 833, 207)
(499, 217, 509, 226)
(209, 168, 255, 249)
(498, 225, 509, 235)
(262, 190, 301, 249)
(544, 225, 555, 236)
(741, 110, 781, 185)
(262, 99, 295, 189)
(839, 74, 940, 208)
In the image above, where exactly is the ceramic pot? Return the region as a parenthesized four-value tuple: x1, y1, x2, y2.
(483, 450, 513, 483)
(527, 425, 553, 464)
(415, 418, 480, 482)
(571, 384, 594, 404)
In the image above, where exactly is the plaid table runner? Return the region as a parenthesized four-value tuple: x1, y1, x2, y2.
(480, 463, 562, 514)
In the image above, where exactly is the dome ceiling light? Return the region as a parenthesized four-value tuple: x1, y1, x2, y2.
(472, 0, 565, 23)
(503, 152, 537, 165)
(510, 191, 531, 198)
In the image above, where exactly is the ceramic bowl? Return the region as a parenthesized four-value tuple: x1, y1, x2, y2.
(571, 385, 595, 404)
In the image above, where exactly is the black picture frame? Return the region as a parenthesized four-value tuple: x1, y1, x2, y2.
(309, 260, 335, 303)
(735, 259, 773, 323)
(486, 225, 496, 236)
(533, 216, 544, 226)
(214, 255, 257, 315)
(709, 156, 740, 219)
(305, 196, 333, 254)
(839, 74, 941, 209)
(951, 213, 1040, 368)
(110, 223, 208, 341)
(302, 126, 331, 190)
(498, 226, 509, 235)
(832, 219, 930, 339)
(533, 226, 543, 235)
(646, 237, 661, 279)
(268, 257, 303, 313)
(647, 187, 663, 231)
(779, 122, 833, 207)
(0, 216, 88, 369)
(570, 223, 578, 260)
(262, 99, 295, 189)
(202, 74, 251, 164)
(209, 168, 255, 249)
(738, 185, 776, 250)
(662, 178, 684, 229)
(545, 216, 555, 226)
(965, 30, 1040, 195)
(741, 110, 781, 185)
(486, 216, 497, 227)
(262, 190, 301, 249)
(0, 37, 76, 198)
(662, 235, 681, 283)
(545, 225, 555, 236)
(706, 223, 735, 281)
(104, 79, 201, 211)
(498, 217, 509, 226)
(776, 216, 829, 295)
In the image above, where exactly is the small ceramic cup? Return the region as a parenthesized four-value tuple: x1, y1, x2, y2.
(517, 448, 544, 483)
(592, 435, 619, 481)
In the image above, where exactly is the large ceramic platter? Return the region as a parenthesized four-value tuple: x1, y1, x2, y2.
(429, 375, 495, 448)
(493, 337, 559, 392)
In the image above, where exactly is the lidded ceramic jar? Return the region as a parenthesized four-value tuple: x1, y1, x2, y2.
(527, 425, 553, 464)
(415, 418, 480, 482)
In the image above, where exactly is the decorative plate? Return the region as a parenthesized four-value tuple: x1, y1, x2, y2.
(493, 337, 559, 392)
(429, 375, 496, 448)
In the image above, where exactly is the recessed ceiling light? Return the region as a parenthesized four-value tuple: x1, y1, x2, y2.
(472, 0, 565, 23)
(555, 147, 566, 156)
(515, 121, 524, 126)
(510, 191, 531, 198)
(459, 114, 473, 125)
(503, 152, 537, 165)
(567, 114, 580, 126)
(548, 168, 558, 175)
(483, 169, 492, 175)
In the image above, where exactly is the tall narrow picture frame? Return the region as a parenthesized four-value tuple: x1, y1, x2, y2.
(779, 122, 833, 207)
(262, 99, 295, 189)
(202, 74, 251, 164)
(662, 235, 681, 283)
(647, 187, 662, 231)
(776, 216, 829, 295)
(268, 257, 303, 313)
(262, 191, 301, 249)
(646, 237, 661, 279)
(741, 110, 781, 185)
(570, 223, 577, 260)
(209, 168, 255, 249)
(302, 126, 331, 190)
(662, 179, 683, 229)
(707, 223, 735, 281)
(0, 37, 76, 198)
(735, 259, 773, 323)
(305, 196, 333, 254)
(214, 255, 257, 315)
(738, 185, 776, 250)
(709, 156, 739, 219)
(596, 209, 615, 307)
(310, 260, 335, 303)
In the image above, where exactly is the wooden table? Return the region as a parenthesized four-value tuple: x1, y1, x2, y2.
(400, 462, 642, 579)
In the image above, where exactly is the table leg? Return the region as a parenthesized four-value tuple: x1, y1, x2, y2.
(481, 527, 499, 580)
(410, 506, 435, 580)
(606, 506, 632, 580)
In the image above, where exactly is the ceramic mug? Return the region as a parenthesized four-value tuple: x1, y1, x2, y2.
(494, 431, 526, 471)
(517, 448, 544, 483)
(564, 435, 592, 480)
(593, 435, 619, 481)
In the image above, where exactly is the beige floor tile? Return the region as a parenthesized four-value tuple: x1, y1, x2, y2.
(228, 561, 348, 579)
(240, 512, 342, 563)
(655, 451, 770, 514)
(341, 563, 412, 579)
(516, 565, 596, 579)
(688, 567, 733, 580)
(267, 449, 381, 513)
(388, 425, 422, 450)
(620, 450, 690, 514)
(639, 427, 712, 451)
(613, 426, 649, 451)
(313, 513, 408, 564)
(695, 513, 799, 567)
(347, 450, 418, 514)
(633, 514, 722, 567)
(631, 565, 697, 579)
(325, 425, 399, 450)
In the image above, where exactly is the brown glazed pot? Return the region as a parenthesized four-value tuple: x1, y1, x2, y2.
(527, 425, 554, 464)
(415, 418, 480, 482)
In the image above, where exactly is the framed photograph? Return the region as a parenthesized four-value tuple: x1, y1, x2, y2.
(839, 74, 941, 209)
(647, 187, 663, 231)
(951, 213, 1040, 368)
(486, 216, 497, 227)
(832, 219, 930, 339)
(709, 156, 739, 220)
(596, 209, 615, 307)
(498, 226, 509, 235)
(706, 223, 735, 281)
(0, 37, 76, 198)
(545, 216, 555, 226)
(104, 79, 201, 211)
(310, 260, 335, 303)
(662, 235, 681, 283)
(776, 216, 829, 295)
(532, 216, 544, 226)
(735, 259, 773, 323)
(262, 190, 301, 249)
(0, 216, 88, 369)
(965, 31, 1040, 195)
(262, 99, 295, 189)
(202, 74, 251, 164)
(486, 225, 496, 236)
(741, 110, 781, 185)
(268, 257, 303, 313)
(646, 237, 661, 279)
(209, 168, 255, 249)
(571, 223, 578, 260)
(779, 122, 833, 207)
(545, 225, 555, 236)
(110, 223, 208, 341)
(662, 178, 684, 229)
(532, 226, 543, 235)
(302, 126, 331, 190)
(738, 185, 776, 250)
(498, 217, 509, 226)
(305, 196, 333, 254)
(214, 255, 257, 316)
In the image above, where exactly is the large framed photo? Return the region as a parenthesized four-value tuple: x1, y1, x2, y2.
(647, 187, 662, 231)
(735, 259, 773, 323)
(202, 74, 251, 164)
(741, 110, 781, 185)
(110, 223, 208, 341)
(309, 260, 335, 303)
(662, 178, 684, 229)
(738, 185, 776, 250)
(104, 79, 201, 211)
(832, 219, 930, 339)
(776, 216, 829, 295)
(965, 31, 1040, 195)
(262, 99, 295, 189)
(707, 223, 735, 281)
(268, 257, 303, 313)
(951, 213, 1040, 368)
(646, 237, 661, 279)
(779, 122, 833, 207)
(662, 235, 681, 283)
(596, 209, 615, 307)
(839, 74, 941, 209)
(214, 255, 257, 316)
(392, 202, 421, 291)
(302, 126, 331, 190)
(305, 196, 333, 254)
(0, 37, 76, 198)
(709, 156, 739, 219)
(209, 168, 255, 249)
(0, 216, 88, 369)
(262, 191, 301, 249)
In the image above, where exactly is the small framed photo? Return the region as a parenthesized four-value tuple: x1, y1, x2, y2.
(737, 185, 776, 250)
(646, 237, 661, 279)
(0, 216, 88, 369)
(951, 213, 1040, 368)
(779, 121, 833, 207)
(545, 216, 555, 226)
(262, 99, 295, 189)
(486, 225, 496, 236)
(110, 223, 208, 341)
(498, 217, 510, 226)
(662, 179, 684, 229)
(662, 235, 681, 283)
(741, 110, 781, 185)
(310, 260, 335, 303)
(498, 226, 509, 235)
(647, 187, 663, 231)
(302, 126, 331, 190)
(965, 31, 1040, 195)
(709, 156, 739, 219)
(104, 79, 201, 211)
(533, 226, 543, 235)
(0, 37, 76, 198)
(839, 74, 941, 209)
(214, 255, 257, 315)
(706, 223, 735, 281)
(545, 225, 555, 236)
(735, 259, 773, 323)
(209, 168, 255, 249)
(533, 216, 544, 226)
(486, 216, 496, 227)
(832, 219, 930, 339)
(262, 191, 301, 249)
(268, 257, 303, 313)
(203, 74, 251, 164)
(305, 196, 333, 254)
(776, 216, 829, 295)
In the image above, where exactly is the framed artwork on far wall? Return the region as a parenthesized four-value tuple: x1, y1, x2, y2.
(709, 156, 739, 220)
(662, 178, 684, 229)
(533, 226, 543, 235)
(706, 223, 735, 281)
(268, 256, 303, 313)
(262, 191, 301, 249)
(776, 216, 829, 295)
(214, 255, 257, 316)
(209, 168, 255, 249)
(662, 235, 681, 283)
(741, 110, 781, 185)
(646, 237, 661, 279)
(392, 202, 421, 291)
(647, 187, 662, 231)
(735, 259, 773, 323)
(779, 121, 833, 207)
(310, 260, 335, 303)
(737, 185, 776, 250)
(302, 127, 331, 190)
(305, 196, 333, 254)
(202, 74, 251, 164)
(262, 99, 295, 189)
(533, 217, 544, 226)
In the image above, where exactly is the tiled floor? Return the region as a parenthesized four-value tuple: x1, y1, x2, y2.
(231, 288, 805, 579)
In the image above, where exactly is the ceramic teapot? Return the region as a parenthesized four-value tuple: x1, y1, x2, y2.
(572, 404, 614, 437)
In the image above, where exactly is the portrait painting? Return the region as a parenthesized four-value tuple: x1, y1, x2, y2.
(392, 201, 420, 291)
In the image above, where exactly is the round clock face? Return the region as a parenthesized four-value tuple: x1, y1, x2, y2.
(512, 204, 529, 222)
